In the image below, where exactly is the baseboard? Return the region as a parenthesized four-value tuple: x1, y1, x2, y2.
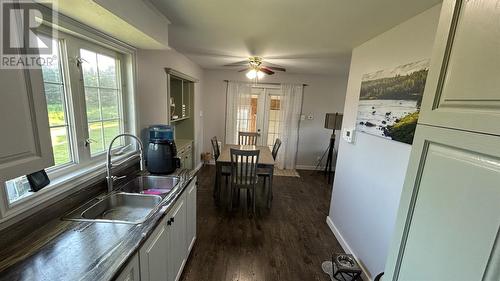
(326, 216, 373, 281)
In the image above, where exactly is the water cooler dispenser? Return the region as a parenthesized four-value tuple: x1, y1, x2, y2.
(147, 125, 179, 174)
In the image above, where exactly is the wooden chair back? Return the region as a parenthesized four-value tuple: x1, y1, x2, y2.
(230, 148, 260, 186)
(271, 138, 282, 160)
(211, 136, 220, 160)
(238, 131, 258, 145)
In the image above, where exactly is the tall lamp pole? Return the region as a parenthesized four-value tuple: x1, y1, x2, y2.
(324, 113, 343, 184)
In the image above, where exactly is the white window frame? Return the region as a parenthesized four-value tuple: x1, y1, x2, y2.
(78, 43, 126, 157)
(40, 35, 75, 169)
(0, 7, 139, 226)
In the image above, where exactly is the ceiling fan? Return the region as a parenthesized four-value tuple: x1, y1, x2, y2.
(224, 56, 286, 79)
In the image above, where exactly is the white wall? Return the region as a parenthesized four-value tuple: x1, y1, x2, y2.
(136, 49, 204, 167)
(202, 69, 348, 168)
(328, 4, 442, 279)
(95, 0, 170, 47)
(50, 0, 169, 49)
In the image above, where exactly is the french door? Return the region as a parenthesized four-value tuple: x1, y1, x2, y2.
(233, 87, 282, 147)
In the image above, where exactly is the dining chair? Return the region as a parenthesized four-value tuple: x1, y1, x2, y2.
(257, 138, 281, 208)
(229, 148, 260, 213)
(210, 136, 221, 160)
(238, 131, 258, 145)
(271, 138, 281, 160)
(211, 136, 230, 202)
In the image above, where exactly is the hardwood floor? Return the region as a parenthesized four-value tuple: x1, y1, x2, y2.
(180, 165, 345, 281)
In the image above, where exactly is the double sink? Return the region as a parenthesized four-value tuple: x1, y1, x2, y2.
(65, 175, 180, 224)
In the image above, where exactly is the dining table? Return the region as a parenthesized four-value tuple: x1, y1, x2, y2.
(215, 144, 275, 206)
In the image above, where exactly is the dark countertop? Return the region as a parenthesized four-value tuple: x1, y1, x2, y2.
(0, 169, 197, 281)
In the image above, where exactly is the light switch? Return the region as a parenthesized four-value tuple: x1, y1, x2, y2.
(342, 128, 354, 143)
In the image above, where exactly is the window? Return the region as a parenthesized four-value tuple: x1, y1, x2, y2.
(266, 95, 282, 148)
(236, 94, 258, 134)
(42, 37, 73, 166)
(4, 28, 132, 206)
(5, 37, 73, 203)
(5, 177, 31, 203)
(80, 49, 123, 155)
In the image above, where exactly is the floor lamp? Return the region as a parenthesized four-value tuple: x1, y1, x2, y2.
(324, 113, 343, 183)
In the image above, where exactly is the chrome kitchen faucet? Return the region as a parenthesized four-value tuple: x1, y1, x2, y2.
(106, 134, 145, 193)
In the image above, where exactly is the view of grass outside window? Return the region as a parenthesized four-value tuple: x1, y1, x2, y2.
(80, 49, 123, 155)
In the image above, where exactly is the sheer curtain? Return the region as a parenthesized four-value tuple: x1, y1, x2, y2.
(225, 81, 252, 144)
(277, 83, 304, 169)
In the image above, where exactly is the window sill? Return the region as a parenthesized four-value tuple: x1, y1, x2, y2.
(0, 151, 139, 228)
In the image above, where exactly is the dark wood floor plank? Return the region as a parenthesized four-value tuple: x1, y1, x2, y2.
(181, 166, 345, 281)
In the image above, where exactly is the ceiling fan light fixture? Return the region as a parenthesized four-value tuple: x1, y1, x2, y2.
(246, 69, 257, 79)
(246, 68, 265, 80)
(257, 70, 265, 79)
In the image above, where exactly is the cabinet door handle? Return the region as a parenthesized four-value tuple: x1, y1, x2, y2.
(167, 217, 175, 225)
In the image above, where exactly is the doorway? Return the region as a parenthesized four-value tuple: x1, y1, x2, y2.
(232, 86, 282, 148)
(225, 81, 304, 170)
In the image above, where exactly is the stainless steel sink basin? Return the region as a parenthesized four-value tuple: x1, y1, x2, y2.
(63, 175, 180, 224)
(120, 175, 179, 195)
(81, 193, 162, 223)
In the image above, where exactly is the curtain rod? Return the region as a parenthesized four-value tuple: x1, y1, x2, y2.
(223, 80, 308, 87)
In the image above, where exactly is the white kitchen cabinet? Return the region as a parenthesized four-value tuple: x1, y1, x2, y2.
(419, 0, 500, 136)
(184, 149, 193, 170)
(177, 142, 193, 170)
(186, 177, 197, 252)
(384, 0, 500, 280)
(178, 149, 185, 170)
(139, 217, 169, 281)
(135, 178, 197, 281)
(0, 18, 54, 182)
(0, 67, 54, 181)
(166, 193, 187, 281)
(385, 125, 500, 280)
(115, 254, 140, 281)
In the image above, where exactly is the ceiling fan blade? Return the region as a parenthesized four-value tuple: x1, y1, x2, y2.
(265, 65, 286, 72)
(259, 67, 275, 75)
(238, 68, 250, 72)
(224, 60, 249, 67)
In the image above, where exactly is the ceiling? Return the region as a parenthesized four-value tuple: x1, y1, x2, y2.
(150, 0, 441, 75)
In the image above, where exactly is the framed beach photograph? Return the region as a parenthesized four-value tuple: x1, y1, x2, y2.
(355, 59, 430, 144)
